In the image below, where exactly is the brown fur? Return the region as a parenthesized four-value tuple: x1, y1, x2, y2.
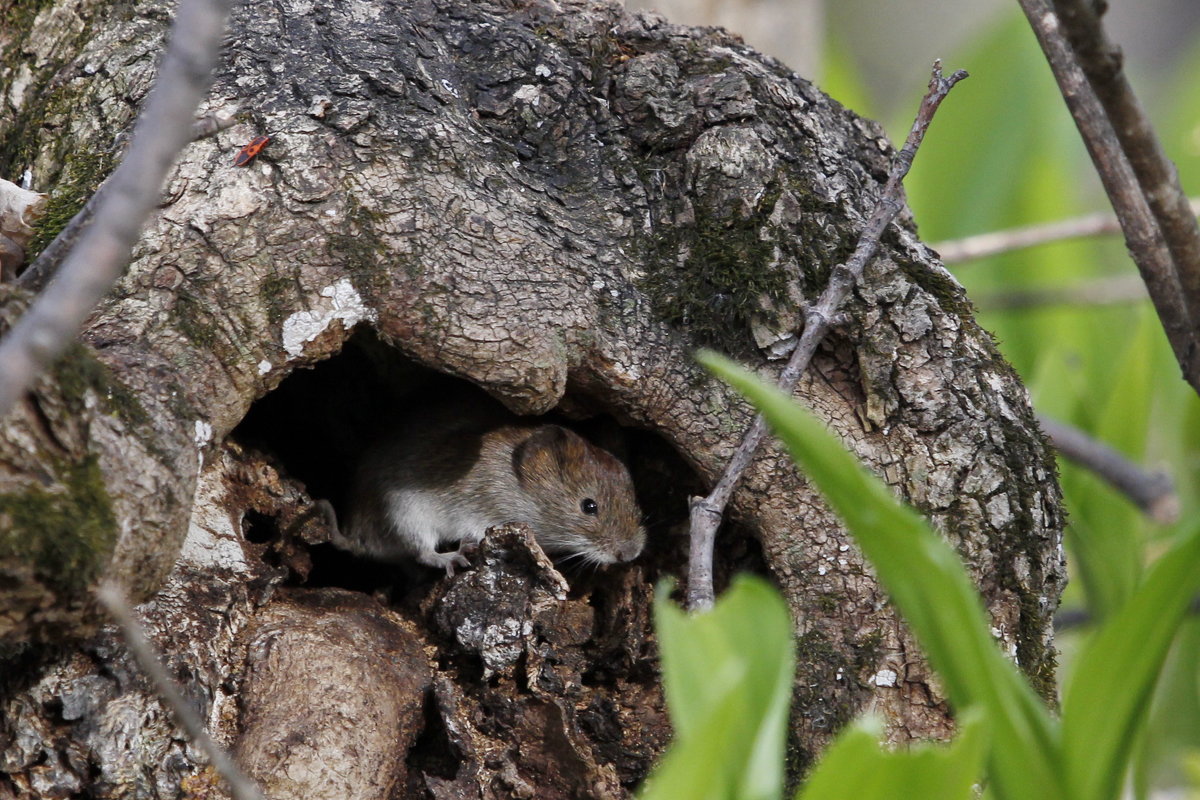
(332, 405, 645, 573)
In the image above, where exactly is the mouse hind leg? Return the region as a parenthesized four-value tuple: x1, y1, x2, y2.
(417, 548, 472, 577)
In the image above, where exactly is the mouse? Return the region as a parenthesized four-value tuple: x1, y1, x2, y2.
(323, 399, 646, 576)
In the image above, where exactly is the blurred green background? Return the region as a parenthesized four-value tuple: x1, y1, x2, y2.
(627, 2, 1200, 796)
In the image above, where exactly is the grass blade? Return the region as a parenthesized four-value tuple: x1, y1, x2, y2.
(642, 575, 795, 800)
(1061, 522, 1200, 800)
(699, 350, 1064, 800)
(797, 713, 986, 800)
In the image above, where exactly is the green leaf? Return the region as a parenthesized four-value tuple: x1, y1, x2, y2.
(641, 575, 795, 800)
(698, 350, 1064, 800)
(1058, 309, 1155, 620)
(797, 713, 986, 800)
(1133, 619, 1200, 797)
(1061, 522, 1200, 800)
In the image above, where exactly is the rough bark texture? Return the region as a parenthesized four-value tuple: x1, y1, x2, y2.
(0, 0, 1065, 797)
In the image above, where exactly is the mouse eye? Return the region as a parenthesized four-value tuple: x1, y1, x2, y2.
(580, 498, 598, 515)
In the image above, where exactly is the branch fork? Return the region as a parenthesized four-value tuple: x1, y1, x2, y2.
(685, 61, 968, 611)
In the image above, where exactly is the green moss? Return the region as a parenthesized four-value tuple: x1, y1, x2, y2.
(0, 455, 117, 595)
(258, 272, 293, 326)
(638, 191, 792, 357)
(174, 291, 220, 348)
(993, 406, 1063, 703)
(0, 5, 102, 204)
(788, 627, 858, 777)
(26, 148, 116, 258)
(329, 196, 398, 295)
(895, 247, 976, 321)
(50, 341, 152, 432)
(0, 0, 54, 33)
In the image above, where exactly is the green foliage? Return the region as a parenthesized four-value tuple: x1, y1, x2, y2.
(882, 11, 1200, 794)
(642, 576, 794, 800)
(700, 352, 1059, 800)
(798, 714, 986, 800)
(1061, 519, 1200, 800)
(641, 353, 1200, 800)
(644, 9, 1200, 800)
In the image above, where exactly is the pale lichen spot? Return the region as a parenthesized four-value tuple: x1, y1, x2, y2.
(281, 278, 377, 358)
(177, 467, 249, 573)
(871, 668, 898, 687)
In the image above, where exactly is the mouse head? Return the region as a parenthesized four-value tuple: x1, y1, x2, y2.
(513, 425, 645, 566)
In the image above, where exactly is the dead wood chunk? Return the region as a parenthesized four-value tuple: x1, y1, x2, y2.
(235, 589, 431, 800)
(429, 525, 570, 677)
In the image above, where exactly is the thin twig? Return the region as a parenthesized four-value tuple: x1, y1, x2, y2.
(0, 0, 234, 417)
(933, 199, 1200, 265)
(19, 187, 104, 291)
(96, 583, 266, 800)
(1017, 0, 1200, 394)
(685, 61, 969, 611)
(20, 108, 239, 290)
(974, 274, 1146, 310)
(1056, 595, 1200, 631)
(1038, 414, 1179, 524)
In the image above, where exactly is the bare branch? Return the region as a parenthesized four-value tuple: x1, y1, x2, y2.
(1017, 0, 1200, 394)
(934, 199, 1200, 265)
(686, 61, 969, 611)
(974, 274, 1146, 310)
(0, 0, 234, 417)
(1057, 595, 1200, 631)
(19, 106, 239, 290)
(19, 187, 103, 291)
(97, 583, 266, 800)
(1038, 414, 1179, 524)
(1050, 0, 1200, 334)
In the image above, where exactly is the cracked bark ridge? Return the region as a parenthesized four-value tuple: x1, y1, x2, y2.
(0, 0, 1063, 793)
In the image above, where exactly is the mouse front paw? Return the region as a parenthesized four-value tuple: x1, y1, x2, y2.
(419, 549, 473, 578)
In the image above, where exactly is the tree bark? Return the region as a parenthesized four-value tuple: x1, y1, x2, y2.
(0, 1, 1065, 797)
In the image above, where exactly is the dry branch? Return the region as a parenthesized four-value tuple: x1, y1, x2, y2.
(1049, 0, 1200, 333)
(934, 199, 1200, 265)
(973, 274, 1147, 310)
(1038, 414, 1179, 525)
(19, 108, 239, 290)
(97, 583, 266, 800)
(0, 0, 234, 417)
(1017, 0, 1200, 394)
(685, 61, 969, 611)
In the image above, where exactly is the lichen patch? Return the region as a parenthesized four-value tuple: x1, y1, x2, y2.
(280, 278, 377, 358)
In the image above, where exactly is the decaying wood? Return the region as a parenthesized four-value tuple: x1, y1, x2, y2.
(0, 178, 45, 280)
(0, 0, 1064, 796)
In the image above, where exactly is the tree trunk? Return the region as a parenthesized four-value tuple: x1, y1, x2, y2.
(0, 1, 1065, 797)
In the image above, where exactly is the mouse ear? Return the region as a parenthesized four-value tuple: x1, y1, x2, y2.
(512, 425, 572, 484)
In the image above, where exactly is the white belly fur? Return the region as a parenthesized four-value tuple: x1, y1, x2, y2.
(385, 487, 504, 554)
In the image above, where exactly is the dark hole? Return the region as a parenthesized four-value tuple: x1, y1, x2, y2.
(241, 510, 277, 545)
(403, 691, 460, 788)
(231, 328, 715, 593)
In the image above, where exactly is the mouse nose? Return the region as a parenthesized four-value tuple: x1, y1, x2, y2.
(617, 537, 644, 563)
